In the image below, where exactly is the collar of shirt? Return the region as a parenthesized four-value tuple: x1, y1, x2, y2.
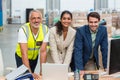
(89, 28, 98, 34)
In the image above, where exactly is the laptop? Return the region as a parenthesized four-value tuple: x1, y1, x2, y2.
(5, 65, 29, 80)
(42, 63, 69, 80)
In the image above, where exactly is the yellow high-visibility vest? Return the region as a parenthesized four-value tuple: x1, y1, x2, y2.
(16, 23, 48, 60)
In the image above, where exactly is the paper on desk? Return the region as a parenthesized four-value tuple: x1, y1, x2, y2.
(5, 64, 28, 80)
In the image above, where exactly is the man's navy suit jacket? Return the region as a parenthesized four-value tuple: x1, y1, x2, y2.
(72, 25, 108, 71)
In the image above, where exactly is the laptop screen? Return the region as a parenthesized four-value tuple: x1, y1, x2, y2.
(42, 63, 68, 80)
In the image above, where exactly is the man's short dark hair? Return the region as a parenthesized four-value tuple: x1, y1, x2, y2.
(87, 12, 100, 21)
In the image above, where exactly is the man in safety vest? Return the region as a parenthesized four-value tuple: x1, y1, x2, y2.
(15, 9, 48, 79)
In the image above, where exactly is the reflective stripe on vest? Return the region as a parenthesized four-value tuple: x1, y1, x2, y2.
(16, 23, 48, 60)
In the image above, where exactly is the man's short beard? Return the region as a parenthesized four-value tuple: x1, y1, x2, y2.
(33, 25, 39, 28)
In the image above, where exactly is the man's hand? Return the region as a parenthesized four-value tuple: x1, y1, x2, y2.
(32, 73, 40, 80)
(0, 76, 6, 80)
(39, 72, 42, 76)
(80, 70, 85, 75)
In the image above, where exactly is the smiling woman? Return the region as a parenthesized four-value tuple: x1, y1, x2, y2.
(49, 10, 76, 68)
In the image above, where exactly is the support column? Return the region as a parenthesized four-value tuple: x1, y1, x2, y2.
(0, 0, 3, 32)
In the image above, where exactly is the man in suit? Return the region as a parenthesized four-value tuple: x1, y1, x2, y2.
(73, 12, 108, 74)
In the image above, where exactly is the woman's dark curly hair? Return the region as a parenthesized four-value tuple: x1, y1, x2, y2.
(55, 10, 72, 36)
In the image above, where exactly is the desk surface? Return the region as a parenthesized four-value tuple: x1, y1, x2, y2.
(40, 70, 120, 80)
(1, 76, 119, 80)
(69, 70, 120, 80)
(1, 70, 120, 80)
(69, 75, 120, 80)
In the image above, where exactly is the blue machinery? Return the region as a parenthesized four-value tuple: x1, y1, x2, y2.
(0, 0, 3, 31)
